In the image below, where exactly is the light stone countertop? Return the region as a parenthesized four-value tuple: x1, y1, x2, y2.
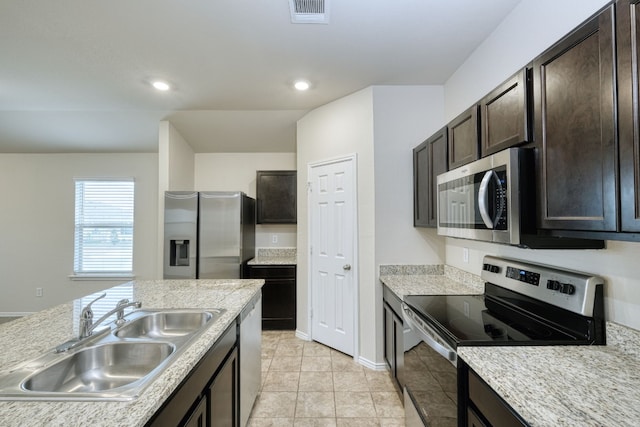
(379, 264, 484, 298)
(0, 279, 263, 427)
(380, 264, 640, 425)
(458, 322, 640, 427)
(247, 247, 297, 265)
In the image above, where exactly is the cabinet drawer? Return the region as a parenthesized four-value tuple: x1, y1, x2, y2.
(248, 266, 296, 279)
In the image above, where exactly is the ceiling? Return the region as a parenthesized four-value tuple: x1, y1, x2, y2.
(0, 0, 521, 153)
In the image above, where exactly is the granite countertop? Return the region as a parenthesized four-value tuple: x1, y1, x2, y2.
(380, 264, 640, 425)
(458, 322, 640, 426)
(0, 279, 263, 427)
(247, 247, 297, 265)
(379, 264, 484, 297)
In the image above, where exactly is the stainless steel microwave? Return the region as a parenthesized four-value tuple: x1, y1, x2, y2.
(437, 148, 527, 245)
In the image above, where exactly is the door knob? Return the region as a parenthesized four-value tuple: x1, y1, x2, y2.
(343, 264, 351, 271)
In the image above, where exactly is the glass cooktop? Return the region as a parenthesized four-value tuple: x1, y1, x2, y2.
(403, 294, 579, 347)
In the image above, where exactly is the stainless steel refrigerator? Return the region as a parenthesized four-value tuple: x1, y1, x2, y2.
(163, 191, 255, 279)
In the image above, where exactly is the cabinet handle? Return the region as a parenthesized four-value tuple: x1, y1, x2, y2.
(343, 264, 351, 271)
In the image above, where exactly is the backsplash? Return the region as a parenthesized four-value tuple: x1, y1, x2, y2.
(256, 247, 297, 258)
(379, 263, 484, 291)
(379, 264, 443, 275)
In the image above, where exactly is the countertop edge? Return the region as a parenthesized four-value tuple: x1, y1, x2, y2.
(0, 279, 264, 427)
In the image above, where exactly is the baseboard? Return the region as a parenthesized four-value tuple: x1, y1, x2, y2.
(358, 356, 388, 371)
(295, 329, 310, 341)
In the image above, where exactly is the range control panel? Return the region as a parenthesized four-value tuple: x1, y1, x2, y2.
(505, 266, 540, 286)
(481, 255, 604, 317)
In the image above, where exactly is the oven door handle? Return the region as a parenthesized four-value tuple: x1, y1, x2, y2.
(401, 304, 457, 365)
(478, 170, 496, 229)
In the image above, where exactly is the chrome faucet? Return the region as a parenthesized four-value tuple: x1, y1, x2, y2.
(78, 293, 142, 339)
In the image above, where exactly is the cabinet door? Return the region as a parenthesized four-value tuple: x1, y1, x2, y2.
(413, 127, 448, 228)
(448, 106, 479, 169)
(617, 0, 640, 232)
(393, 314, 404, 388)
(383, 303, 395, 372)
(209, 348, 238, 427)
(480, 68, 531, 157)
(183, 396, 207, 427)
(534, 5, 618, 232)
(383, 301, 405, 391)
(256, 170, 297, 224)
(248, 266, 296, 330)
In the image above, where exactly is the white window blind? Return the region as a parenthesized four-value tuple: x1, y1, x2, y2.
(74, 179, 135, 276)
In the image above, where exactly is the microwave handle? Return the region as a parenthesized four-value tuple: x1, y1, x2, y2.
(478, 170, 495, 228)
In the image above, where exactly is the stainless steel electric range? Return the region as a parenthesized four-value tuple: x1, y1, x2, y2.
(401, 256, 606, 427)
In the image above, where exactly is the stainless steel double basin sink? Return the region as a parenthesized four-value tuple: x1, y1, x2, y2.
(0, 308, 224, 401)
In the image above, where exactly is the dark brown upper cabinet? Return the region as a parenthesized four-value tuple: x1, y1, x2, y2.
(616, 0, 640, 232)
(413, 127, 448, 228)
(256, 170, 297, 224)
(533, 4, 618, 232)
(480, 68, 532, 157)
(447, 105, 479, 169)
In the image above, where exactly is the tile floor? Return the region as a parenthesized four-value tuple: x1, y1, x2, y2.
(247, 330, 405, 427)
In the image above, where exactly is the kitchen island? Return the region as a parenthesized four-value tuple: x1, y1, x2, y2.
(0, 278, 263, 427)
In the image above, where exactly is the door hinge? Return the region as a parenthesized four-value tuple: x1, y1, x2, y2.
(307, 182, 312, 193)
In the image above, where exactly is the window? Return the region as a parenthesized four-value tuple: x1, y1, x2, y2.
(73, 179, 135, 277)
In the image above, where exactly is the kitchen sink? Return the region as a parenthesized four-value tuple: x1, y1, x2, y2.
(22, 342, 174, 393)
(0, 308, 226, 400)
(115, 309, 219, 339)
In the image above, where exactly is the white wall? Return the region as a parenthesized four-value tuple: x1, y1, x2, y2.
(444, 0, 610, 120)
(297, 85, 451, 365)
(297, 87, 376, 363)
(157, 121, 196, 277)
(372, 86, 447, 362)
(0, 153, 158, 314)
(160, 121, 195, 191)
(373, 86, 447, 266)
(443, 0, 640, 330)
(195, 153, 297, 248)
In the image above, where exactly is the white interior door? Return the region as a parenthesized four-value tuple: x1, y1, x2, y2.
(309, 156, 357, 356)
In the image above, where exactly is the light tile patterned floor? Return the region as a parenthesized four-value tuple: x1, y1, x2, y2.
(247, 330, 405, 427)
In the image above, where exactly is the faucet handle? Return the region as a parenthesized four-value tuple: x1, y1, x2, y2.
(116, 298, 130, 307)
(80, 292, 107, 319)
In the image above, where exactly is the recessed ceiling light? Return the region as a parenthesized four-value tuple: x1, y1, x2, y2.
(294, 80, 310, 91)
(151, 80, 170, 91)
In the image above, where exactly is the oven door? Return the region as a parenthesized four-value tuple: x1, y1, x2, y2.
(437, 147, 521, 245)
(401, 304, 459, 426)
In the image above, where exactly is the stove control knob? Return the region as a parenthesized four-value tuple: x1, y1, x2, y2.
(546, 280, 561, 291)
(483, 263, 501, 274)
(560, 283, 575, 295)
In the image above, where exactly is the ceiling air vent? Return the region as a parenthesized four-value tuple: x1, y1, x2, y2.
(289, 0, 329, 24)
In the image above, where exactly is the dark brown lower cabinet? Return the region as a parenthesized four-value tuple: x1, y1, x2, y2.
(146, 322, 238, 427)
(382, 286, 404, 393)
(247, 265, 296, 330)
(459, 360, 527, 427)
(210, 347, 238, 427)
(183, 397, 207, 427)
